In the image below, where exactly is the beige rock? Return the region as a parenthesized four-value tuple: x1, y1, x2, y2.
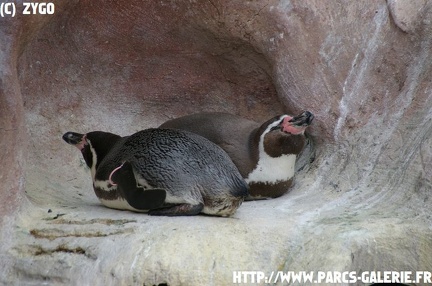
(387, 0, 429, 34)
(1, 1, 431, 285)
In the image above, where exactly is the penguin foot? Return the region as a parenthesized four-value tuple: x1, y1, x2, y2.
(111, 162, 166, 210)
(148, 203, 203, 216)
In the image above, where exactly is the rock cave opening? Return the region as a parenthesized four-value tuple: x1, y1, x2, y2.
(17, 1, 291, 208)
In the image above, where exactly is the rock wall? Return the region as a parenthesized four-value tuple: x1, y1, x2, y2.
(1, 0, 431, 285)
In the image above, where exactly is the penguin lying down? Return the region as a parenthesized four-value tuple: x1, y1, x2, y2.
(62, 128, 248, 216)
(160, 111, 314, 199)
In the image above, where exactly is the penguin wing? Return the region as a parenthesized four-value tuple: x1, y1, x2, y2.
(110, 161, 167, 210)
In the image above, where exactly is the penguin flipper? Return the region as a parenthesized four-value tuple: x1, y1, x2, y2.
(148, 203, 203, 216)
(110, 162, 166, 210)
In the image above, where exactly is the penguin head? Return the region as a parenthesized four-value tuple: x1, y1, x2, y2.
(265, 111, 313, 135)
(259, 111, 314, 157)
(281, 110, 314, 135)
(62, 131, 121, 172)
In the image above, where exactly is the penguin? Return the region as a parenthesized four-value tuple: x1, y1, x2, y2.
(62, 128, 248, 216)
(159, 111, 314, 199)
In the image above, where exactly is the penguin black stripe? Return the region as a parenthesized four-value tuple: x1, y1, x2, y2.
(160, 111, 314, 199)
(63, 128, 248, 216)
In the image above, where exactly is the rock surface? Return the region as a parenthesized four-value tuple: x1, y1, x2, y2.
(1, 0, 432, 285)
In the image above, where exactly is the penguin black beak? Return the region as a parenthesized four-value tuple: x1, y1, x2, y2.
(62, 132, 85, 146)
(289, 111, 314, 127)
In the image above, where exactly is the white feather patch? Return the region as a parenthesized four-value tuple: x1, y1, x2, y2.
(93, 179, 116, 191)
(246, 115, 297, 184)
(92, 180, 135, 211)
(99, 197, 147, 212)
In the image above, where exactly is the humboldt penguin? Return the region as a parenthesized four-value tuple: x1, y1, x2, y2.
(62, 128, 248, 216)
(160, 111, 314, 199)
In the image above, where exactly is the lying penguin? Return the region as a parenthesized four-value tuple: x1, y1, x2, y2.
(62, 128, 248, 216)
(160, 111, 314, 199)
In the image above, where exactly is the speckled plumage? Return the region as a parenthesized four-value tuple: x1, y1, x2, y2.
(63, 128, 248, 216)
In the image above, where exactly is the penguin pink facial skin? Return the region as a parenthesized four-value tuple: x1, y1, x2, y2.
(160, 110, 314, 199)
(282, 116, 307, 135)
(276, 111, 315, 135)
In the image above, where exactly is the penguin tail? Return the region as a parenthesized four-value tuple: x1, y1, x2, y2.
(231, 175, 249, 198)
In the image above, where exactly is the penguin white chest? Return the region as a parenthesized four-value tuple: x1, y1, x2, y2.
(246, 154, 296, 184)
(93, 179, 146, 212)
(246, 117, 299, 185)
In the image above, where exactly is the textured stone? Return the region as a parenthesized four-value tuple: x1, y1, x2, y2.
(387, 0, 429, 34)
(1, 1, 432, 285)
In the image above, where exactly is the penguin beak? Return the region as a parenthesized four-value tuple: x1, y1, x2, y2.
(288, 111, 314, 127)
(279, 111, 314, 135)
(62, 132, 87, 150)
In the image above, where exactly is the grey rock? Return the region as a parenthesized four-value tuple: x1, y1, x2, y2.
(1, 1, 431, 285)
